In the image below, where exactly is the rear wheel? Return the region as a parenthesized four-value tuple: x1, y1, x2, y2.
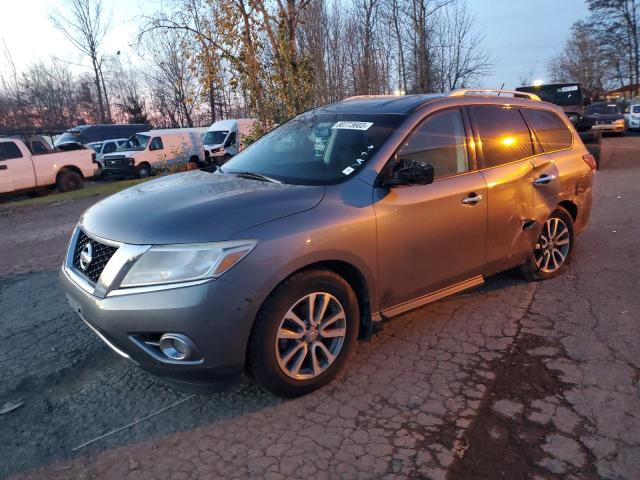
(248, 269, 359, 397)
(520, 208, 574, 281)
(56, 170, 83, 192)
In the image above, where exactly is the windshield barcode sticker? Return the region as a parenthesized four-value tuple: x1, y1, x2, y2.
(342, 166, 355, 175)
(332, 121, 373, 131)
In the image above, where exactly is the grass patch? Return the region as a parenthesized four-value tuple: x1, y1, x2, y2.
(0, 177, 152, 209)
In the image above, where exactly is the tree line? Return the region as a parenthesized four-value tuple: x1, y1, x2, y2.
(0, 0, 491, 134)
(547, 0, 640, 99)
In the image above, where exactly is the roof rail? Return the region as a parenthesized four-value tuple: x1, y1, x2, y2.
(342, 95, 398, 101)
(448, 89, 542, 102)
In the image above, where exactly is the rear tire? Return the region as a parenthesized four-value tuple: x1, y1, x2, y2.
(248, 269, 359, 398)
(56, 170, 83, 192)
(520, 207, 574, 281)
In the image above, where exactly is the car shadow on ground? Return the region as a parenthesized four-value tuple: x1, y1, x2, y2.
(0, 266, 527, 478)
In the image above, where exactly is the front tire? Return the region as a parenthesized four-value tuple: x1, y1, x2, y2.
(248, 269, 360, 398)
(520, 207, 574, 281)
(136, 163, 151, 178)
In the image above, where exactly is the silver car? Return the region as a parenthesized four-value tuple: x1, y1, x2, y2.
(61, 90, 595, 397)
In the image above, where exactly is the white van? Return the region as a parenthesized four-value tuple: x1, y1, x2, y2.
(102, 129, 204, 178)
(202, 118, 256, 164)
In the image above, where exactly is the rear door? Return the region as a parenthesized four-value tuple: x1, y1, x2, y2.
(468, 105, 538, 275)
(521, 108, 575, 223)
(375, 108, 488, 310)
(0, 141, 34, 192)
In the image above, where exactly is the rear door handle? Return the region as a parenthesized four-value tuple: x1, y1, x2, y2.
(462, 193, 483, 205)
(533, 174, 556, 185)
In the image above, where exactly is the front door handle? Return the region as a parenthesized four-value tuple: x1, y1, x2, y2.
(462, 193, 483, 205)
(0, 164, 7, 170)
(533, 174, 556, 185)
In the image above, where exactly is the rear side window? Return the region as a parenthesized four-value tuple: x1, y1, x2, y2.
(521, 109, 572, 153)
(0, 142, 23, 160)
(31, 141, 49, 155)
(398, 109, 468, 179)
(471, 106, 534, 168)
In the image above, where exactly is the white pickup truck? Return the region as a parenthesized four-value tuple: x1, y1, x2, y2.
(0, 137, 97, 194)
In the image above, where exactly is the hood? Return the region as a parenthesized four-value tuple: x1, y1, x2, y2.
(80, 170, 324, 244)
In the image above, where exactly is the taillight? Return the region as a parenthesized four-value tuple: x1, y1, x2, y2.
(583, 154, 597, 171)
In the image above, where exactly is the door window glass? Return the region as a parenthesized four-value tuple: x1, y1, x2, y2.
(103, 142, 117, 154)
(397, 109, 468, 179)
(472, 106, 534, 167)
(0, 142, 23, 160)
(521, 109, 572, 152)
(150, 137, 164, 150)
(225, 131, 237, 147)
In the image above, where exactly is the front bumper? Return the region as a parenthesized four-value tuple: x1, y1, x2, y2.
(60, 263, 263, 387)
(591, 123, 625, 133)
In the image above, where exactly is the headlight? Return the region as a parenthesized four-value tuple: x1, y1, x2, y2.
(120, 240, 257, 287)
(614, 119, 625, 124)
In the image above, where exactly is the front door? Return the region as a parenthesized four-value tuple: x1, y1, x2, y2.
(374, 109, 488, 310)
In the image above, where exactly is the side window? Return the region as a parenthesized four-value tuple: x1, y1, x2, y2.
(225, 131, 237, 147)
(0, 142, 24, 161)
(471, 106, 534, 168)
(150, 137, 164, 150)
(30, 141, 49, 155)
(103, 142, 117, 154)
(397, 109, 469, 179)
(521, 109, 572, 153)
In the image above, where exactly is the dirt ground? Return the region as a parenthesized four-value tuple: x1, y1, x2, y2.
(1, 136, 639, 479)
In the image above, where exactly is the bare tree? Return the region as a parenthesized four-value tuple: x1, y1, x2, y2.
(50, 0, 111, 122)
(547, 21, 609, 99)
(431, 0, 492, 91)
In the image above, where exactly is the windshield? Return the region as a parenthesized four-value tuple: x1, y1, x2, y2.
(517, 84, 583, 106)
(126, 134, 151, 151)
(87, 142, 102, 152)
(632, 105, 640, 114)
(221, 113, 404, 185)
(203, 130, 228, 145)
(586, 103, 619, 115)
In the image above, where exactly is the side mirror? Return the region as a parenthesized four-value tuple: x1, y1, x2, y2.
(384, 160, 435, 187)
(149, 144, 157, 151)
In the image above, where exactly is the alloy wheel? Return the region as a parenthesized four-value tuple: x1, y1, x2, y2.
(275, 292, 347, 380)
(534, 217, 571, 273)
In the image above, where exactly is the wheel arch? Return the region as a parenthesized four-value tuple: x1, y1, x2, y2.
(56, 165, 84, 180)
(558, 200, 577, 222)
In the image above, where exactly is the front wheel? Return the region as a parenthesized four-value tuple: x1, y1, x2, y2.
(248, 269, 359, 398)
(136, 163, 151, 178)
(520, 208, 574, 281)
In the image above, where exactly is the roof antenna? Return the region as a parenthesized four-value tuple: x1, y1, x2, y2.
(498, 83, 505, 96)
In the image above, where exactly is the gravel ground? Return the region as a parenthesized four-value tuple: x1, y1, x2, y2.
(1, 137, 639, 479)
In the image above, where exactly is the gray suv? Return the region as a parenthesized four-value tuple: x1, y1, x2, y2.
(61, 90, 595, 397)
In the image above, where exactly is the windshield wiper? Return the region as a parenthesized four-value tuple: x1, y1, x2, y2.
(232, 171, 282, 184)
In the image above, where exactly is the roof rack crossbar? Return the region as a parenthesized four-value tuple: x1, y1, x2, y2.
(448, 89, 542, 102)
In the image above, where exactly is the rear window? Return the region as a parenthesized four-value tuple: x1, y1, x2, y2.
(0, 142, 23, 160)
(471, 106, 534, 168)
(521, 109, 572, 153)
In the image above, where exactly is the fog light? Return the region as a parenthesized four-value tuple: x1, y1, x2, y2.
(159, 333, 194, 361)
